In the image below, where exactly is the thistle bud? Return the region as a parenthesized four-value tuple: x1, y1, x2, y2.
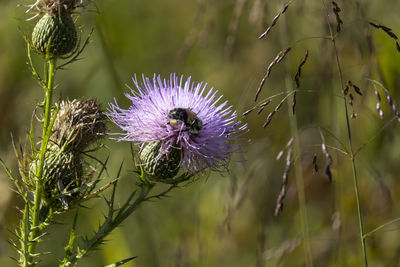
(32, 12, 77, 57)
(28, 144, 84, 212)
(24, 99, 106, 215)
(52, 99, 107, 151)
(139, 142, 181, 180)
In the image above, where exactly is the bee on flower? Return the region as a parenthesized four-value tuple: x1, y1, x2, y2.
(107, 74, 247, 181)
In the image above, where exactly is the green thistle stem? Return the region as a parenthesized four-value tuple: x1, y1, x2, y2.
(20, 205, 30, 267)
(27, 57, 57, 265)
(61, 181, 154, 266)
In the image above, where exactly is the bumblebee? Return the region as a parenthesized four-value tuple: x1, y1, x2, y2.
(167, 107, 203, 135)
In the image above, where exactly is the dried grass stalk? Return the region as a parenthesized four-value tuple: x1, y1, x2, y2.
(343, 83, 349, 95)
(274, 148, 292, 216)
(369, 21, 398, 40)
(242, 100, 271, 117)
(263, 95, 287, 128)
(375, 89, 384, 119)
(332, 1, 343, 33)
(257, 100, 271, 114)
(374, 81, 400, 122)
(276, 137, 294, 160)
(262, 91, 295, 128)
(292, 91, 297, 115)
(353, 84, 362, 96)
(255, 47, 291, 101)
(242, 107, 256, 116)
(294, 50, 309, 89)
(369, 21, 399, 51)
(312, 154, 318, 173)
(321, 143, 333, 183)
(258, 3, 289, 39)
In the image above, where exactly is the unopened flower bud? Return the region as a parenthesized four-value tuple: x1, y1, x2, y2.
(32, 12, 77, 57)
(25, 99, 106, 214)
(28, 144, 84, 212)
(139, 142, 181, 180)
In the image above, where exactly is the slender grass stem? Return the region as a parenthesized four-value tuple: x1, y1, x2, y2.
(364, 217, 400, 238)
(321, 1, 368, 266)
(27, 57, 57, 265)
(278, 3, 313, 266)
(286, 82, 313, 267)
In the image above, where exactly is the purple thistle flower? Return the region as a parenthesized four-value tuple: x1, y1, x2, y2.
(107, 74, 247, 175)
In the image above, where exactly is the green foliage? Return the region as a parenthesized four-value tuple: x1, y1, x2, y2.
(1, 0, 400, 266)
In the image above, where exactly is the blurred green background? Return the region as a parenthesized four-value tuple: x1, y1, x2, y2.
(1, 0, 400, 266)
